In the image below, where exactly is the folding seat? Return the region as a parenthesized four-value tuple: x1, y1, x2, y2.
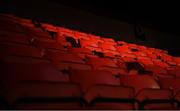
(80, 39, 102, 52)
(0, 31, 29, 44)
(167, 67, 180, 77)
(116, 45, 131, 54)
(158, 77, 180, 95)
(120, 75, 174, 109)
(88, 34, 103, 42)
(0, 43, 45, 58)
(99, 42, 117, 51)
(143, 64, 168, 75)
(152, 59, 169, 68)
(137, 56, 154, 66)
(1, 62, 69, 83)
(160, 54, 173, 62)
(84, 84, 135, 110)
(2, 83, 84, 110)
(68, 47, 94, 59)
(47, 50, 84, 64)
(146, 53, 157, 59)
(46, 50, 91, 70)
(41, 23, 58, 32)
(68, 47, 92, 54)
(26, 27, 52, 39)
(120, 75, 160, 94)
(74, 31, 90, 40)
(101, 37, 116, 43)
(58, 27, 75, 37)
(174, 57, 180, 66)
(120, 53, 137, 62)
(19, 19, 34, 28)
(86, 57, 122, 75)
(136, 89, 175, 109)
(69, 70, 120, 93)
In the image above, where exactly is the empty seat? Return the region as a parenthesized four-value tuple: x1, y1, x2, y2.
(1, 62, 69, 83)
(120, 75, 160, 94)
(46, 50, 84, 63)
(31, 38, 67, 51)
(26, 26, 52, 39)
(74, 31, 90, 40)
(58, 27, 75, 37)
(136, 89, 175, 109)
(80, 39, 101, 51)
(84, 85, 135, 110)
(46, 50, 91, 70)
(68, 47, 93, 59)
(99, 42, 117, 51)
(167, 67, 180, 77)
(3, 83, 84, 109)
(137, 56, 154, 66)
(0, 43, 44, 58)
(42, 23, 57, 32)
(158, 78, 180, 95)
(153, 59, 169, 68)
(69, 70, 120, 92)
(143, 65, 168, 76)
(86, 57, 122, 75)
(117, 45, 131, 54)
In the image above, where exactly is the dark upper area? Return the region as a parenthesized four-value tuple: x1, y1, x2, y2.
(0, 0, 180, 56)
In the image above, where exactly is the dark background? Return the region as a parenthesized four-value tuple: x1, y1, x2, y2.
(0, 0, 180, 56)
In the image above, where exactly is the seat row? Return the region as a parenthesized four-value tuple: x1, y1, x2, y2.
(1, 61, 180, 109)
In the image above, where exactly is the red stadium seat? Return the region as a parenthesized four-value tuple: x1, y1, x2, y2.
(0, 43, 45, 58)
(0, 31, 30, 44)
(69, 70, 120, 92)
(136, 89, 175, 109)
(86, 57, 123, 75)
(3, 83, 84, 110)
(158, 77, 180, 95)
(84, 85, 135, 110)
(120, 75, 160, 94)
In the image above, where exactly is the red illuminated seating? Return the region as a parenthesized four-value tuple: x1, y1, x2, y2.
(137, 56, 154, 66)
(25, 26, 52, 39)
(136, 89, 175, 109)
(80, 39, 101, 51)
(0, 43, 45, 58)
(116, 45, 131, 54)
(46, 50, 91, 70)
(120, 75, 174, 109)
(31, 38, 67, 51)
(58, 27, 75, 37)
(86, 57, 123, 75)
(1, 13, 180, 110)
(84, 84, 135, 110)
(0, 31, 30, 44)
(3, 83, 84, 110)
(69, 70, 120, 93)
(42, 23, 58, 32)
(159, 77, 180, 95)
(167, 67, 180, 77)
(120, 75, 160, 94)
(152, 59, 169, 68)
(1, 62, 69, 83)
(74, 31, 90, 40)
